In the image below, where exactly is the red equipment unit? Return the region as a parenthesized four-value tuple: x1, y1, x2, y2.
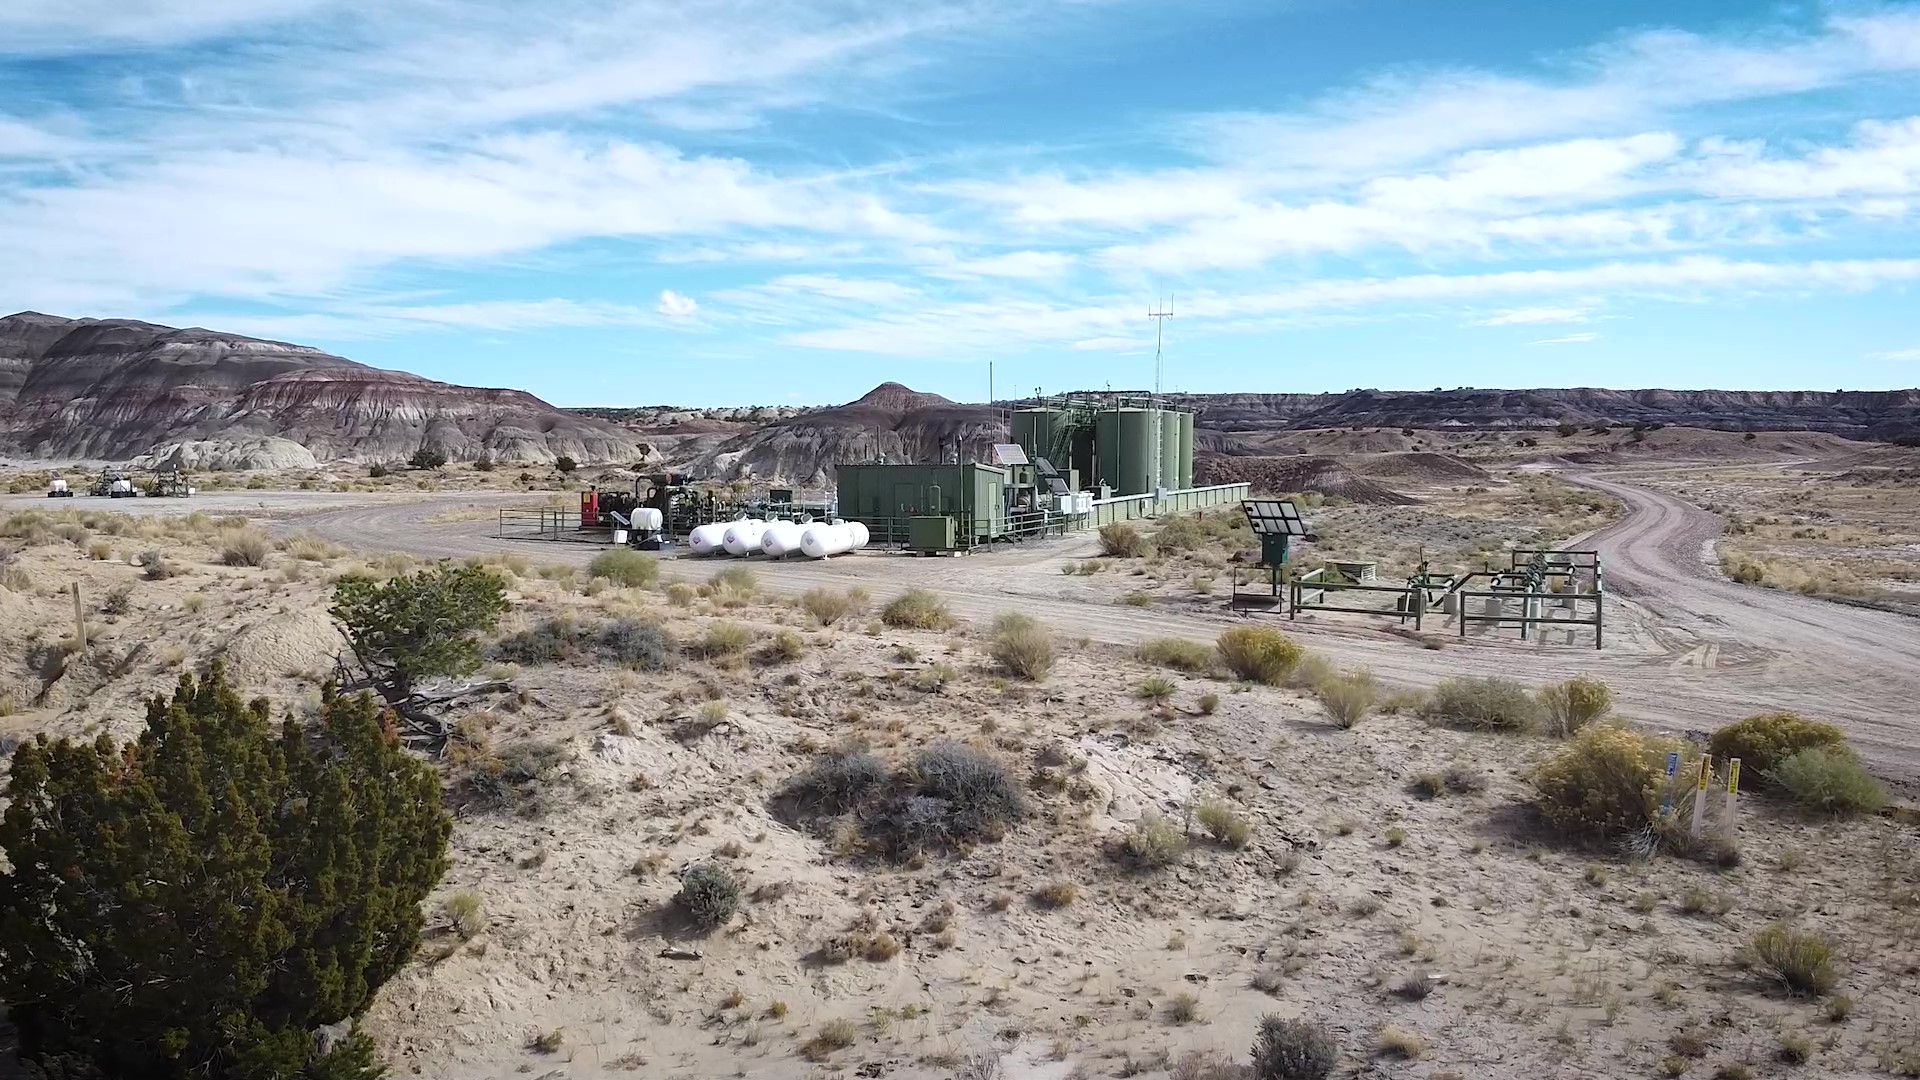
(580, 488, 599, 527)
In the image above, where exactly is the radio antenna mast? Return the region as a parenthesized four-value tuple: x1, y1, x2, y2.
(1148, 296, 1174, 398)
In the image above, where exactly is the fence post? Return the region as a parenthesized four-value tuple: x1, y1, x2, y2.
(71, 582, 86, 655)
(1722, 758, 1741, 843)
(1688, 756, 1713, 839)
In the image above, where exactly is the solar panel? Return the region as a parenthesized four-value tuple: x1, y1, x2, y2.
(1033, 456, 1059, 476)
(1242, 498, 1309, 536)
(1045, 477, 1071, 496)
(992, 443, 1030, 465)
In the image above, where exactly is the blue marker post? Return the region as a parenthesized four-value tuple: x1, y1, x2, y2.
(1659, 751, 1680, 813)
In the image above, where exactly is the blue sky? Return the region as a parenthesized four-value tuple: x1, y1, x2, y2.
(3, 1, 1919, 406)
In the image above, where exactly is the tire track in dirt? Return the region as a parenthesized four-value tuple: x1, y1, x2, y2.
(290, 483, 1920, 784)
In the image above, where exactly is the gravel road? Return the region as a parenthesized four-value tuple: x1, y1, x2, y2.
(286, 479, 1920, 784)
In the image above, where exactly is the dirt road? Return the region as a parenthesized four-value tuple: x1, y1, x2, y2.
(288, 479, 1920, 785)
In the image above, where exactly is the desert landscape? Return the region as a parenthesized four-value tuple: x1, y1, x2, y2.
(2, 337, 1919, 1079)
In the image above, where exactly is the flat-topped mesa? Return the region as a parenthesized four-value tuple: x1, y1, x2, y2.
(0, 312, 643, 466)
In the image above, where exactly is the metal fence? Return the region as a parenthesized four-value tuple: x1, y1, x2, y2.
(1289, 567, 1430, 627)
(1088, 483, 1250, 525)
(497, 507, 602, 542)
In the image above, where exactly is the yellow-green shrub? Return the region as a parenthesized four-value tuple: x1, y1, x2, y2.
(1770, 747, 1887, 816)
(1709, 713, 1844, 782)
(1532, 723, 1681, 837)
(1538, 676, 1611, 737)
(1215, 626, 1303, 686)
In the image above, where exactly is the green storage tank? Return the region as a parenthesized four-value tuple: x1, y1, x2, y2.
(1096, 407, 1158, 496)
(1177, 411, 1194, 489)
(1013, 408, 1070, 465)
(1157, 410, 1180, 493)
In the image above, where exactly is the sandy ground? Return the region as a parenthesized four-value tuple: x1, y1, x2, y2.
(3, 487, 1918, 1080)
(269, 472, 1920, 787)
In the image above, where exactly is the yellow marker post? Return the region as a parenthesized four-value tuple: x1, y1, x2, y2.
(1723, 757, 1741, 843)
(1689, 755, 1713, 839)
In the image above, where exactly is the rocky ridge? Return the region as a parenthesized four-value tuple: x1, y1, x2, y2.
(0, 312, 643, 467)
(1169, 387, 1920, 439)
(688, 382, 1003, 485)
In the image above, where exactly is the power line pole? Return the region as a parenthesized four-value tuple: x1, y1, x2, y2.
(1148, 296, 1174, 399)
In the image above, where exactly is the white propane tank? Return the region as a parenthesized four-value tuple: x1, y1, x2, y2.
(760, 520, 805, 557)
(800, 522, 855, 559)
(722, 519, 768, 556)
(688, 523, 729, 555)
(111, 478, 134, 495)
(49, 478, 68, 494)
(845, 520, 869, 549)
(628, 507, 664, 533)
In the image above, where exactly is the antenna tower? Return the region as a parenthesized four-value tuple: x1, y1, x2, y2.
(1148, 296, 1174, 399)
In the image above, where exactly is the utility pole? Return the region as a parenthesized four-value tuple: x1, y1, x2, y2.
(1148, 296, 1174, 399)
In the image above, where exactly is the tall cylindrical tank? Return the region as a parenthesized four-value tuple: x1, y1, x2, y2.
(1013, 408, 1063, 464)
(722, 519, 768, 556)
(1177, 411, 1194, 489)
(688, 523, 729, 555)
(1157, 410, 1180, 493)
(1098, 408, 1158, 496)
(800, 522, 855, 559)
(760, 520, 804, 557)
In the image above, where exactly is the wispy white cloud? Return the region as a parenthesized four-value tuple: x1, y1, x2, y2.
(1473, 306, 1595, 326)
(1868, 347, 1920, 362)
(0, 117, 95, 158)
(784, 256, 1920, 356)
(1185, 11, 1920, 182)
(173, 297, 673, 341)
(1529, 332, 1601, 345)
(0, 0, 332, 53)
(7, 0, 1920, 382)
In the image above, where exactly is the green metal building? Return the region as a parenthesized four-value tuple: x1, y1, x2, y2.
(835, 462, 1008, 544)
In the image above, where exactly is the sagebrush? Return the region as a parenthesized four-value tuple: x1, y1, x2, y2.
(988, 612, 1055, 680)
(1420, 676, 1542, 732)
(1532, 723, 1680, 837)
(1216, 626, 1303, 685)
(882, 589, 954, 629)
(1709, 712, 1845, 781)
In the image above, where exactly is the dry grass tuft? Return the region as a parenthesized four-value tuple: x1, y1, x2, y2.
(1315, 670, 1377, 728)
(1196, 799, 1252, 848)
(988, 612, 1056, 680)
(1538, 675, 1612, 737)
(1420, 676, 1542, 732)
(219, 529, 272, 567)
(1033, 881, 1079, 909)
(1119, 813, 1187, 870)
(1377, 1025, 1426, 1059)
(1099, 523, 1149, 557)
(690, 622, 754, 658)
(589, 548, 660, 588)
(882, 589, 954, 629)
(444, 888, 484, 940)
(799, 1018, 858, 1062)
(1137, 637, 1215, 673)
(1747, 923, 1838, 996)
